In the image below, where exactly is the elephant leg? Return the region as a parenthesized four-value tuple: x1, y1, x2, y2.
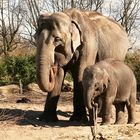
(114, 102, 125, 124)
(69, 65, 87, 122)
(102, 98, 112, 125)
(39, 67, 64, 122)
(69, 80, 88, 122)
(69, 46, 97, 122)
(126, 96, 136, 124)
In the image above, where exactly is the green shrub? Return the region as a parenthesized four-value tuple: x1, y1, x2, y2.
(125, 52, 140, 90)
(0, 55, 36, 86)
(1, 51, 139, 89)
(65, 72, 73, 82)
(0, 55, 73, 86)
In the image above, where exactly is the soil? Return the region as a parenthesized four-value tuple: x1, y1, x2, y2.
(0, 89, 140, 140)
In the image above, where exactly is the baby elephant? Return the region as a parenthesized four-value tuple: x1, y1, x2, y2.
(82, 58, 136, 125)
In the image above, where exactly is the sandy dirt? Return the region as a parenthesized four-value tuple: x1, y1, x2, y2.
(0, 90, 140, 140)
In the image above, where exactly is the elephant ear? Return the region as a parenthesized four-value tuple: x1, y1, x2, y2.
(103, 69, 109, 89)
(65, 9, 97, 64)
(68, 10, 86, 53)
(71, 21, 82, 52)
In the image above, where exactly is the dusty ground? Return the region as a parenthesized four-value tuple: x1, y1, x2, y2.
(0, 88, 140, 140)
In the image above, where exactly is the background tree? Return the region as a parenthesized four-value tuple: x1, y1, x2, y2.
(0, 0, 140, 55)
(0, 0, 24, 56)
(106, 0, 140, 47)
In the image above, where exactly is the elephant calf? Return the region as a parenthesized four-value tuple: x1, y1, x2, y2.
(82, 58, 136, 125)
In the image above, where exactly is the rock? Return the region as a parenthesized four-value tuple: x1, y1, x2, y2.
(27, 83, 47, 95)
(27, 81, 73, 93)
(0, 84, 20, 94)
(16, 97, 31, 103)
(27, 83, 42, 92)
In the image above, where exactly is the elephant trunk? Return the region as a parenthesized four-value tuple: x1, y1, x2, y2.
(84, 90, 97, 126)
(88, 108, 95, 126)
(36, 44, 56, 92)
(84, 90, 94, 110)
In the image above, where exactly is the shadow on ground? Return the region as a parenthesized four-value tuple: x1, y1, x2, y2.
(0, 108, 88, 127)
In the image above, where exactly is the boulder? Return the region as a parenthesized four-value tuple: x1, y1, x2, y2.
(0, 84, 20, 94)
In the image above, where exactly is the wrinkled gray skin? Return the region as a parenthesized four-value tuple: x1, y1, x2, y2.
(82, 59, 136, 125)
(34, 8, 129, 122)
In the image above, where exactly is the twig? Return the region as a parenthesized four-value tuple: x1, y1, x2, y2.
(19, 79, 23, 94)
(90, 106, 97, 140)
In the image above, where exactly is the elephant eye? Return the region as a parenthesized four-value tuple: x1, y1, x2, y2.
(54, 37, 62, 43)
(95, 87, 100, 92)
(54, 37, 62, 42)
(95, 82, 99, 88)
(94, 83, 100, 91)
(54, 37, 63, 47)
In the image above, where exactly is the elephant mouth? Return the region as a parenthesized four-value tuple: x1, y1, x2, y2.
(91, 98, 95, 107)
(92, 102, 98, 108)
(91, 97, 98, 108)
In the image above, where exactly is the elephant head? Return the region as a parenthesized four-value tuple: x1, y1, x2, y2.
(34, 11, 82, 92)
(82, 66, 109, 110)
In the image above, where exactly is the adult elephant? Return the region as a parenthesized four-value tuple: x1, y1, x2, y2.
(34, 8, 129, 122)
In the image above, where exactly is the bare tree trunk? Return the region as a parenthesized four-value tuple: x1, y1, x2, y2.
(0, 0, 23, 56)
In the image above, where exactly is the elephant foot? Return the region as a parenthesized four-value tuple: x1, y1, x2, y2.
(114, 120, 125, 125)
(114, 121, 124, 125)
(101, 122, 110, 125)
(69, 113, 88, 123)
(101, 120, 110, 125)
(128, 119, 135, 124)
(39, 112, 59, 122)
